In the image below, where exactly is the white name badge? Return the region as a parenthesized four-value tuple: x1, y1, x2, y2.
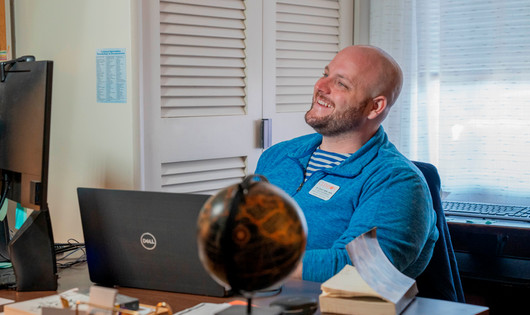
(309, 180, 340, 201)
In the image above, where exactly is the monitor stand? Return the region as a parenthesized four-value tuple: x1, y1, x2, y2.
(8, 208, 57, 291)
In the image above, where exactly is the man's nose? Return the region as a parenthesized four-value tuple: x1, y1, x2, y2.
(315, 77, 331, 94)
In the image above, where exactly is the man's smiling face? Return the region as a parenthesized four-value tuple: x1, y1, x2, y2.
(305, 47, 378, 137)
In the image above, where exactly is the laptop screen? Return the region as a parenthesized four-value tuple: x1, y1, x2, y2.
(77, 187, 229, 297)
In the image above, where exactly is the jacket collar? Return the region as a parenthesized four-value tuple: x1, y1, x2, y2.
(288, 126, 387, 178)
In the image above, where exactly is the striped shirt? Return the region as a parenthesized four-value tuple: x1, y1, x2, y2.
(305, 148, 351, 181)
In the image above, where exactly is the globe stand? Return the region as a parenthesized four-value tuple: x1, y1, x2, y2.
(215, 297, 281, 315)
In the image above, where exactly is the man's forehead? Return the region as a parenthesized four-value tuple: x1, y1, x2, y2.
(326, 56, 365, 80)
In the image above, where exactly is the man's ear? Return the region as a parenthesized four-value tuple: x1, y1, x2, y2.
(367, 96, 388, 120)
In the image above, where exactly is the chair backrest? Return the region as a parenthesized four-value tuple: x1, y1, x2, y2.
(413, 161, 466, 303)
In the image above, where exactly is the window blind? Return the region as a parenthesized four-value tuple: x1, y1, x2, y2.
(371, 0, 530, 201)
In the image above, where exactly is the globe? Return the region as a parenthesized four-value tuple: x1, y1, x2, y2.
(197, 174, 307, 296)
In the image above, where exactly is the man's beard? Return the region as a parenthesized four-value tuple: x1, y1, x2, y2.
(305, 99, 369, 137)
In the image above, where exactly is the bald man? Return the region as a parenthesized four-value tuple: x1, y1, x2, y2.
(256, 45, 438, 282)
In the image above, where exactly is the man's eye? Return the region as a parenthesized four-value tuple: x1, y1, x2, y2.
(322, 72, 328, 77)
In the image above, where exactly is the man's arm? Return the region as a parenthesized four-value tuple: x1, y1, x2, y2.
(300, 168, 438, 282)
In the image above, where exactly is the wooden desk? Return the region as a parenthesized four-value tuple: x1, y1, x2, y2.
(0, 263, 489, 315)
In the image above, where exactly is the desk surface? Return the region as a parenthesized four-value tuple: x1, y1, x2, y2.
(0, 263, 489, 315)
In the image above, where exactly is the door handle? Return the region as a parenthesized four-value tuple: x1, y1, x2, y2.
(261, 118, 272, 149)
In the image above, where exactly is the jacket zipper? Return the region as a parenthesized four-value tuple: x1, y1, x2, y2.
(296, 181, 304, 192)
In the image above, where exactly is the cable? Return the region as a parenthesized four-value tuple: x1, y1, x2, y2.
(54, 242, 85, 255)
(55, 239, 87, 269)
(0, 173, 11, 261)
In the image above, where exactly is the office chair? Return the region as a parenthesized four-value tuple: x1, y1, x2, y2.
(413, 161, 466, 303)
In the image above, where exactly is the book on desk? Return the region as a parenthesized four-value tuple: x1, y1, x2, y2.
(317, 228, 417, 315)
(319, 264, 416, 315)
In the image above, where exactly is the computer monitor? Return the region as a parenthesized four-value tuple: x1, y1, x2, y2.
(0, 56, 57, 291)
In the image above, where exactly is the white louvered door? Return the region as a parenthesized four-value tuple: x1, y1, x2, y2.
(140, 0, 352, 194)
(141, 0, 262, 194)
(159, 0, 264, 195)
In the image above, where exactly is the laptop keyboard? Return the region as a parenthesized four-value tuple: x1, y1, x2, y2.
(443, 201, 530, 222)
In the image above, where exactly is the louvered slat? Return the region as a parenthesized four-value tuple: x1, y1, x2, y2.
(161, 156, 246, 194)
(161, 45, 245, 58)
(160, 55, 245, 67)
(160, 2, 245, 19)
(161, 66, 244, 77)
(162, 0, 245, 10)
(162, 96, 245, 107)
(161, 178, 243, 195)
(160, 34, 245, 49)
(277, 31, 338, 44)
(160, 13, 243, 29)
(161, 87, 244, 97)
(160, 0, 246, 118)
(277, 85, 314, 96)
(276, 40, 338, 52)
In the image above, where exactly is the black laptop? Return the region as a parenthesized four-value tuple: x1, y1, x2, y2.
(77, 187, 229, 297)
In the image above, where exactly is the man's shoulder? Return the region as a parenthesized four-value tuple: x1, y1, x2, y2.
(371, 149, 425, 181)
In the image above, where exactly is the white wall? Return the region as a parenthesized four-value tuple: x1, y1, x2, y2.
(13, 0, 140, 242)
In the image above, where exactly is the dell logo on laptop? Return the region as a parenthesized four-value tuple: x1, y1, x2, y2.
(140, 232, 157, 250)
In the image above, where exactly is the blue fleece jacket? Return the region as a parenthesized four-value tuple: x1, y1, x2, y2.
(255, 127, 439, 282)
